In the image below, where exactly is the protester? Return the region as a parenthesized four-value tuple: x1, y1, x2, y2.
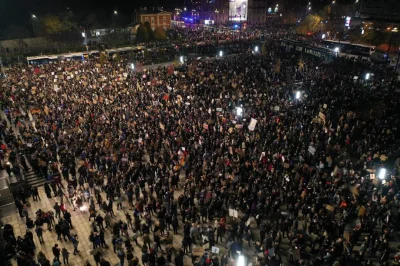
(1, 29, 400, 266)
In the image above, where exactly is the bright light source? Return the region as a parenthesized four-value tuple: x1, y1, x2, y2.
(219, 50, 223, 57)
(81, 32, 86, 38)
(114, 10, 118, 15)
(236, 107, 243, 116)
(184, 7, 187, 11)
(365, 73, 370, 80)
(179, 56, 184, 64)
(308, 6, 311, 10)
(334, 47, 340, 53)
(130, 63, 135, 70)
(254, 46, 259, 52)
(32, 14, 36, 18)
(322, 34, 326, 39)
(361, 29, 364, 34)
(378, 168, 387, 180)
(237, 255, 246, 266)
(295, 91, 301, 99)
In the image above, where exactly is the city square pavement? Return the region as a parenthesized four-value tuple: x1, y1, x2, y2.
(3, 177, 234, 266)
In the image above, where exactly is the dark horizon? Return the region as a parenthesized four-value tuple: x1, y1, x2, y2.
(0, 0, 183, 29)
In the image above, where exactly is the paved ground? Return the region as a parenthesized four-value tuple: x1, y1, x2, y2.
(2, 173, 235, 266)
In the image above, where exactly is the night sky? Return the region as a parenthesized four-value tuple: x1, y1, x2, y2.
(0, 0, 183, 29)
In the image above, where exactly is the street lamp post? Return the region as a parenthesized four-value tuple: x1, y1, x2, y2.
(334, 47, 340, 57)
(131, 10, 138, 23)
(112, 10, 118, 28)
(392, 47, 400, 84)
(31, 14, 37, 38)
(215, 9, 220, 47)
(387, 29, 394, 62)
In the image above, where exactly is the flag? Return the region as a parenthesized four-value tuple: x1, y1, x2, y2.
(179, 150, 188, 167)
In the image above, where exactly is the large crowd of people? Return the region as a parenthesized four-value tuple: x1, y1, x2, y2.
(1, 28, 400, 266)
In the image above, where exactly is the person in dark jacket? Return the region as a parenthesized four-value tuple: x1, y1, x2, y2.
(174, 250, 184, 266)
(52, 244, 61, 262)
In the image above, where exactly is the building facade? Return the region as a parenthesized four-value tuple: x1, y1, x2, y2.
(360, 0, 400, 22)
(247, 0, 279, 25)
(198, 0, 229, 25)
(195, 0, 283, 25)
(138, 11, 172, 30)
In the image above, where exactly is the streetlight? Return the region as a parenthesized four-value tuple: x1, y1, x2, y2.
(236, 106, 243, 116)
(31, 14, 37, 37)
(112, 11, 118, 28)
(378, 168, 387, 180)
(295, 91, 301, 99)
(237, 255, 246, 266)
(215, 9, 219, 25)
(219, 50, 223, 57)
(254, 46, 259, 53)
(334, 47, 340, 57)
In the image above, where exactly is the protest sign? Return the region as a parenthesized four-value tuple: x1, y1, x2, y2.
(248, 118, 258, 131)
(326, 205, 334, 212)
(211, 246, 220, 254)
